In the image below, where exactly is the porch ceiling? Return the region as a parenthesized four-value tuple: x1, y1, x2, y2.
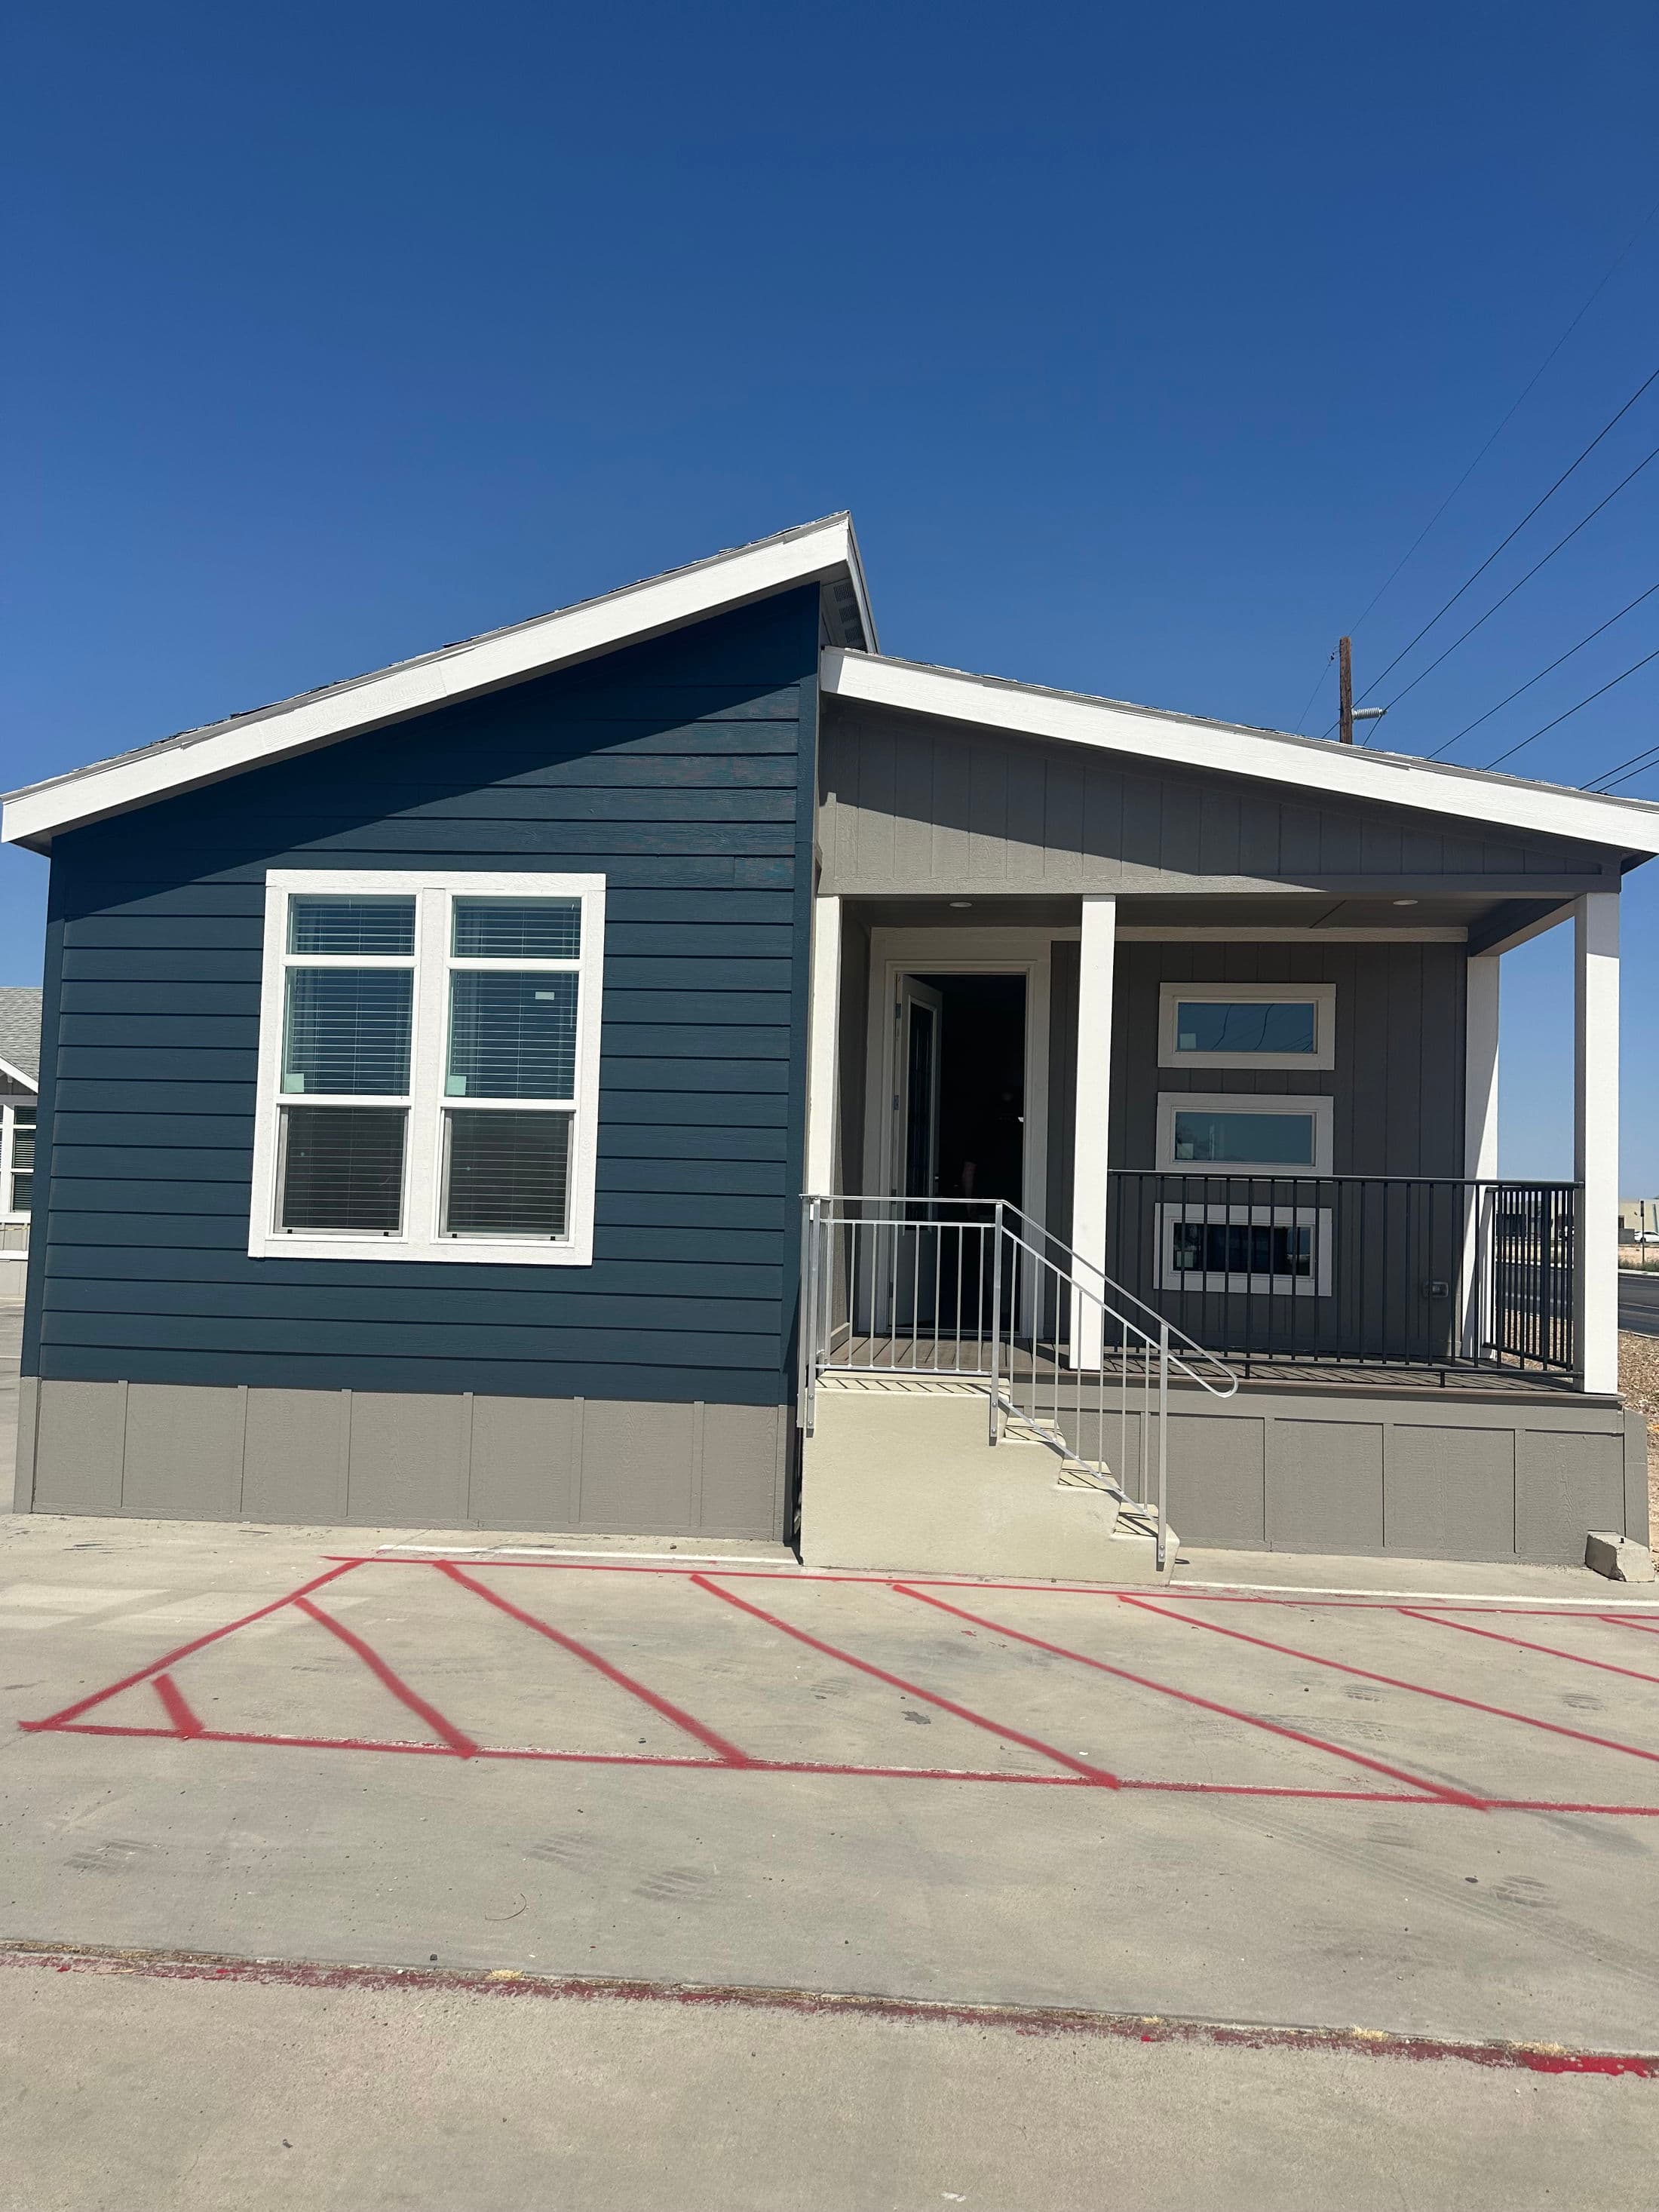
(835, 890, 1552, 938)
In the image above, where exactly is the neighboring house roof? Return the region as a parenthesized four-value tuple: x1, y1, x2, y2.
(5, 509, 1658, 860)
(822, 650, 1659, 858)
(2, 515, 875, 852)
(0, 986, 41, 1091)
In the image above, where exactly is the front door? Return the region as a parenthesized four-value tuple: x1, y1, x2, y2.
(895, 976, 944, 1201)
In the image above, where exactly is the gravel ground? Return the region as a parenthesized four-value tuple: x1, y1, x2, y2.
(1620, 1329, 1659, 1539)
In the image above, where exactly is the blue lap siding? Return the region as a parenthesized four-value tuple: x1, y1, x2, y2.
(22, 587, 822, 1407)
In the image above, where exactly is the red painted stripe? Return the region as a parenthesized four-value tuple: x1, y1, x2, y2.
(328, 1556, 1659, 1624)
(23, 1561, 362, 1729)
(1400, 1607, 1659, 1686)
(5, 1942, 1657, 2077)
(1606, 1615, 1659, 1637)
(689, 1573, 1120, 1785)
(894, 1585, 1480, 1805)
(434, 1560, 750, 1766)
(26, 1718, 1659, 1815)
(294, 1598, 480, 1758)
(1122, 1596, 1659, 1773)
(152, 1674, 204, 1738)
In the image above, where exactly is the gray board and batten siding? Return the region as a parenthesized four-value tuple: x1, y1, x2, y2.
(818, 698, 1626, 897)
(16, 588, 824, 1538)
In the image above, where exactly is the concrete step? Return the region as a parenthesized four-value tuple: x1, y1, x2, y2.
(802, 1380, 1176, 1584)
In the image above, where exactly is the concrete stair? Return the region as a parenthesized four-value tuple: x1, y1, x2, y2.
(799, 1376, 1176, 1585)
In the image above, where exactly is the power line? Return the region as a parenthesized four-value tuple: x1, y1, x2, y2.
(1481, 640, 1659, 771)
(1422, 579, 1659, 758)
(1593, 741, 1659, 793)
(1345, 192, 1659, 639)
(1289, 652, 1334, 734)
(1330, 434, 1659, 732)
(1321, 360, 1659, 729)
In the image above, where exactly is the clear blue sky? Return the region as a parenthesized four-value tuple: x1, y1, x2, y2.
(4, 2, 1656, 1184)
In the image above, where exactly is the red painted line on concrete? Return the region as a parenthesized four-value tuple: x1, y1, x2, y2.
(1606, 1615, 1659, 1637)
(151, 1674, 203, 1738)
(690, 1573, 1121, 1785)
(6, 1943, 1657, 2078)
(433, 1560, 750, 1766)
(19, 1561, 361, 1732)
(293, 1597, 480, 1758)
(27, 1719, 1659, 1815)
(894, 1585, 1480, 1805)
(1400, 1606, 1659, 1686)
(1122, 1595, 1659, 1775)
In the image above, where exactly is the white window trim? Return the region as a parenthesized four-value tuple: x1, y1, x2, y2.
(1155, 1092, 1334, 1174)
(1158, 980, 1335, 1071)
(249, 869, 606, 1266)
(1155, 1201, 1332, 1296)
(1, 1092, 35, 1224)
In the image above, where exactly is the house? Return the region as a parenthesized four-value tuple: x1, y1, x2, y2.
(0, 986, 40, 1296)
(4, 516, 1655, 1568)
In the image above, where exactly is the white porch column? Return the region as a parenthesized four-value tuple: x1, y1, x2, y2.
(1459, 952, 1501, 1356)
(1069, 894, 1117, 1367)
(804, 894, 842, 1196)
(1575, 893, 1620, 1394)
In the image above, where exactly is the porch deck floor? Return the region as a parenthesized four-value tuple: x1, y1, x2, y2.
(826, 1335, 1584, 1397)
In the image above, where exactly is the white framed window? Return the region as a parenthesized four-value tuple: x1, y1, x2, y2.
(249, 870, 605, 1266)
(1155, 1201, 1332, 1295)
(1158, 981, 1335, 1070)
(1, 1095, 35, 1221)
(1155, 1092, 1334, 1174)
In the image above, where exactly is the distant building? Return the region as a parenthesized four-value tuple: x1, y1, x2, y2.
(0, 985, 39, 1295)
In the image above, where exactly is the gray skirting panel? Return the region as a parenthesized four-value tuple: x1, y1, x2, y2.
(12, 1378, 789, 1540)
(1056, 1386, 1649, 1565)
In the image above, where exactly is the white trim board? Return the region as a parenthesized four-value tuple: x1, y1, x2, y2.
(822, 649, 1659, 856)
(0, 1057, 38, 1092)
(5, 516, 873, 851)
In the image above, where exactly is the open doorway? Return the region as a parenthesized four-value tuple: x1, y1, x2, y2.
(900, 972, 1026, 1207)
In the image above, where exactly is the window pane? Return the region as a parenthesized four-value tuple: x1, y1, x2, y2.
(11, 1118, 35, 1172)
(1172, 1110, 1316, 1165)
(443, 1110, 570, 1237)
(288, 895, 415, 956)
(452, 897, 580, 960)
(279, 1106, 405, 1232)
(446, 973, 577, 1099)
(1175, 1001, 1317, 1054)
(283, 969, 412, 1095)
(10, 1172, 30, 1216)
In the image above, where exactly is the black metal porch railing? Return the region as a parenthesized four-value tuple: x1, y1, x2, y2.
(1105, 1173, 1579, 1376)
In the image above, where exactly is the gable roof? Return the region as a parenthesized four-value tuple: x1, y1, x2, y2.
(2, 514, 874, 853)
(0, 986, 41, 1090)
(822, 649, 1659, 857)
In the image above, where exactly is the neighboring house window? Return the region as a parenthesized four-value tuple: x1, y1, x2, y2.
(1158, 982, 1335, 1070)
(249, 871, 605, 1266)
(1155, 1092, 1334, 1174)
(1, 1099, 33, 1219)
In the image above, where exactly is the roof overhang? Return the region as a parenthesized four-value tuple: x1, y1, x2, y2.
(822, 649, 1659, 858)
(4, 514, 875, 853)
(0, 1057, 37, 1092)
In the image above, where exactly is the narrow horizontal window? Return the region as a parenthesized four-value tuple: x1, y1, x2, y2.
(282, 968, 412, 1096)
(443, 1109, 571, 1238)
(1174, 1001, 1316, 1055)
(1172, 1221, 1313, 1275)
(446, 972, 578, 1099)
(288, 894, 416, 956)
(278, 1106, 406, 1232)
(1172, 1109, 1316, 1166)
(452, 896, 581, 960)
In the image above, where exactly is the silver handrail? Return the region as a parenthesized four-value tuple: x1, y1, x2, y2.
(799, 1195, 1238, 1572)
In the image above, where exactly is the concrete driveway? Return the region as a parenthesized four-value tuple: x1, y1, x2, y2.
(4, 1509, 1659, 2204)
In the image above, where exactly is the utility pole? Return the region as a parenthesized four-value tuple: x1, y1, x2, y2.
(1338, 637, 1354, 744)
(1335, 637, 1387, 745)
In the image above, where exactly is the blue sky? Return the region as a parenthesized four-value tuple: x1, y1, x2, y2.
(4, 2, 1656, 1183)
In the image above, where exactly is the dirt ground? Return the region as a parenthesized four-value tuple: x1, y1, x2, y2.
(1620, 1329, 1659, 1538)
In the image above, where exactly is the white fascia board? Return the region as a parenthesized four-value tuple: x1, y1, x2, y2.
(822, 649, 1659, 857)
(0, 1057, 37, 1091)
(5, 515, 872, 851)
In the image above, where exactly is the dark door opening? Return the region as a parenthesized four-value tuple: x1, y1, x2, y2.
(909, 971, 1026, 1208)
